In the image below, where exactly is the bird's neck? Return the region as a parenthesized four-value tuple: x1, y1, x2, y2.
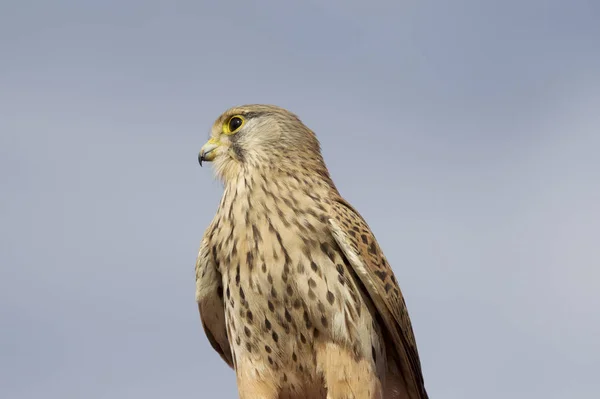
(215, 165, 335, 231)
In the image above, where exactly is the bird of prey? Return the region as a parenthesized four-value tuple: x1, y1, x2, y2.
(195, 105, 428, 399)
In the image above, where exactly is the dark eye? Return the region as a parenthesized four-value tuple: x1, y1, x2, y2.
(228, 116, 244, 133)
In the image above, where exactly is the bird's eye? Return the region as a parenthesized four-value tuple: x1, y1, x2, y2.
(226, 116, 245, 134)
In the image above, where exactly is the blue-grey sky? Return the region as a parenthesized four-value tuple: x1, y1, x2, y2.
(1, 1, 599, 398)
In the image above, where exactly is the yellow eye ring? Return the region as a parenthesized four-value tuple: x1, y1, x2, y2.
(223, 115, 245, 134)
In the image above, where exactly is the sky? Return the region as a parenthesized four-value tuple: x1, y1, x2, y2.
(1, 1, 599, 398)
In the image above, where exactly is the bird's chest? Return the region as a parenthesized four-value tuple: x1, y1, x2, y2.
(208, 202, 345, 383)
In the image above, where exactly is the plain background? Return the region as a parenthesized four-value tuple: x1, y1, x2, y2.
(1, 1, 599, 398)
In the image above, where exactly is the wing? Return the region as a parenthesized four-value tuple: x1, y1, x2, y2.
(196, 230, 234, 369)
(328, 196, 428, 399)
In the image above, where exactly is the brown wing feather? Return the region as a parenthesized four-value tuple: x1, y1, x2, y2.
(196, 233, 234, 369)
(328, 196, 428, 399)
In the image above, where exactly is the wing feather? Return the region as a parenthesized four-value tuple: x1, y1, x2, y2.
(196, 233, 234, 369)
(328, 197, 428, 399)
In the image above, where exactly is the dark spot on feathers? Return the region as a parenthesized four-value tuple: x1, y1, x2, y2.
(277, 208, 290, 227)
(326, 291, 335, 304)
(282, 262, 290, 282)
(310, 261, 319, 272)
(374, 270, 387, 282)
(303, 311, 312, 328)
(275, 231, 284, 247)
(353, 343, 361, 359)
(282, 196, 294, 209)
(369, 242, 378, 255)
(320, 242, 336, 262)
(252, 224, 262, 242)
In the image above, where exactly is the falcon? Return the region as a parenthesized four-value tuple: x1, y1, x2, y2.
(195, 105, 428, 399)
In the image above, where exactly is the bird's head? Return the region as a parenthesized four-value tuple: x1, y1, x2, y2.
(199, 104, 329, 184)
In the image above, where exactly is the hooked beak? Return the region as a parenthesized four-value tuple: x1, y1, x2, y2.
(198, 138, 220, 167)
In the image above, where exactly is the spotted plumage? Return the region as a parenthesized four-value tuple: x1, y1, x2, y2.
(195, 105, 428, 399)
